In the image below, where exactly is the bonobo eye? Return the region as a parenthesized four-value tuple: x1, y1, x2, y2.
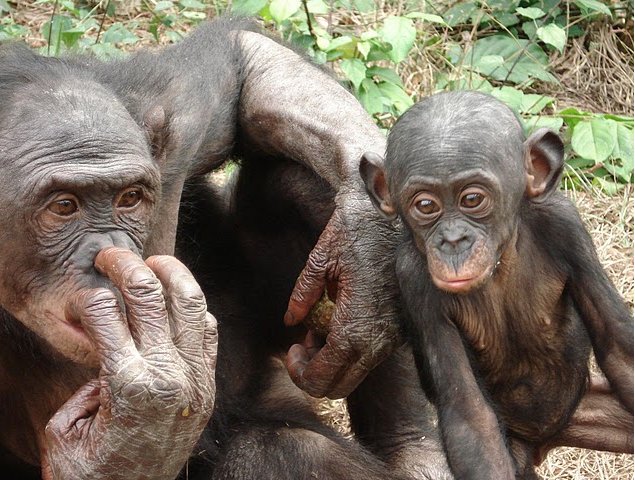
(410, 192, 442, 223)
(116, 188, 143, 209)
(459, 188, 490, 215)
(48, 197, 79, 217)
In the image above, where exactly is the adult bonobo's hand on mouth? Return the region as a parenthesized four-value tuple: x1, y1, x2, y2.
(43, 247, 217, 480)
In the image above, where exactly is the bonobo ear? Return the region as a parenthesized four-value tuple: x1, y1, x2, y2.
(143, 105, 168, 167)
(359, 152, 397, 220)
(524, 128, 564, 202)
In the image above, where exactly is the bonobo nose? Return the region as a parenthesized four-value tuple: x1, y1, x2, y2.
(74, 232, 140, 273)
(438, 228, 473, 254)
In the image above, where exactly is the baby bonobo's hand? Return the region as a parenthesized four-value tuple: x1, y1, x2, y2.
(43, 247, 217, 480)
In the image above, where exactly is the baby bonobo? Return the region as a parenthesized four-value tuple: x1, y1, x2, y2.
(359, 91, 634, 479)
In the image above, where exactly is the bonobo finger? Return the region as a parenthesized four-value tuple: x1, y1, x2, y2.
(145, 255, 207, 360)
(65, 288, 138, 374)
(285, 338, 359, 398)
(202, 312, 219, 380)
(285, 244, 329, 326)
(45, 379, 102, 442)
(95, 247, 170, 351)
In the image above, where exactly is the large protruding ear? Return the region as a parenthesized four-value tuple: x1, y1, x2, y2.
(524, 128, 564, 202)
(143, 105, 169, 168)
(359, 152, 397, 220)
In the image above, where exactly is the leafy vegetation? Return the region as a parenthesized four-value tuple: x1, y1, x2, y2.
(1, 0, 632, 192)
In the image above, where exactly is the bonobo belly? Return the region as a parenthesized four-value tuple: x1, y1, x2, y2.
(490, 361, 589, 443)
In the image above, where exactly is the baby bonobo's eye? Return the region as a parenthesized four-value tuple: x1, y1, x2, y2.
(411, 192, 442, 223)
(48, 197, 79, 217)
(116, 188, 143, 209)
(459, 187, 490, 215)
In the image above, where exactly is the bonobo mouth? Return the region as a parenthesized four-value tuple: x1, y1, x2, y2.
(431, 267, 492, 294)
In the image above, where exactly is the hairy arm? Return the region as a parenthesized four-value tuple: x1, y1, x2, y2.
(233, 30, 402, 398)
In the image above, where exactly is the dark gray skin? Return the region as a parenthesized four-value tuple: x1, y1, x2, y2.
(0, 17, 405, 479)
(360, 91, 634, 479)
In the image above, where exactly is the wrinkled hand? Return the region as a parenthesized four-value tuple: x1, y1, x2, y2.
(43, 248, 217, 480)
(284, 184, 402, 398)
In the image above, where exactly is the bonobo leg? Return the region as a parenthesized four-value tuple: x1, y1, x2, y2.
(536, 374, 634, 462)
(210, 359, 403, 480)
(347, 346, 452, 480)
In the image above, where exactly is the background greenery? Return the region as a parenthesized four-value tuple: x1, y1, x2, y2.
(1, 0, 632, 194)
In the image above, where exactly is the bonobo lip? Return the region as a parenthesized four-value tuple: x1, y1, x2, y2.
(431, 268, 491, 294)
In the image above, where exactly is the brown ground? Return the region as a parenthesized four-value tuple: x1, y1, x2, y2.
(4, 1, 634, 478)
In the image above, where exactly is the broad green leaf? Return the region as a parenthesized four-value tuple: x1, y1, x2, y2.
(315, 35, 330, 50)
(366, 66, 403, 86)
(406, 12, 449, 26)
(325, 36, 353, 52)
(232, 0, 268, 15)
(360, 30, 379, 41)
(377, 81, 413, 114)
(612, 123, 634, 172)
(179, 0, 206, 9)
(357, 41, 371, 59)
(574, 0, 612, 16)
(603, 113, 634, 128)
(559, 107, 590, 129)
(155, 1, 175, 11)
(566, 157, 595, 169)
(592, 177, 623, 195)
(103, 24, 140, 45)
(458, 35, 557, 84)
(521, 93, 555, 114)
(515, 7, 545, 19)
(491, 86, 524, 112)
(571, 119, 617, 162)
(306, 0, 329, 14)
(537, 23, 566, 52)
(358, 78, 385, 115)
(443, 1, 477, 26)
(493, 13, 520, 27)
(351, 0, 375, 13)
(522, 116, 563, 135)
(379, 16, 416, 63)
(269, 0, 301, 23)
(340, 58, 367, 90)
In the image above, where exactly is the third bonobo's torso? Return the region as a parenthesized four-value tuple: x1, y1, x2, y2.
(450, 223, 591, 442)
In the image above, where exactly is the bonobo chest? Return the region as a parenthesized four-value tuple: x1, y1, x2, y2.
(449, 239, 590, 440)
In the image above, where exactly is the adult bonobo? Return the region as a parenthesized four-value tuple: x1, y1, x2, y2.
(360, 91, 634, 479)
(0, 16, 443, 480)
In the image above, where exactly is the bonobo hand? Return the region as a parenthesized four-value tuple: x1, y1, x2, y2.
(284, 184, 402, 398)
(43, 248, 217, 480)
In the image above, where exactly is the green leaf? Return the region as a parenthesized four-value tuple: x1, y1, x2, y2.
(179, 0, 206, 8)
(567, 157, 595, 169)
(520, 93, 555, 114)
(612, 123, 634, 169)
(405, 12, 449, 26)
(154, 1, 175, 11)
(379, 16, 416, 63)
(366, 66, 403, 86)
(102, 23, 140, 45)
(357, 41, 371, 59)
(571, 119, 618, 162)
(269, 0, 301, 23)
(358, 78, 385, 115)
(537, 23, 566, 52)
(443, 1, 477, 26)
(340, 58, 367, 90)
(351, 0, 376, 13)
(522, 116, 563, 135)
(459, 35, 556, 84)
(574, 0, 612, 16)
(306, 0, 329, 14)
(490, 86, 524, 112)
(592, 177, 623, 195)
(325, 35, 353, 52)
(377, 81, 413, 114)
(559, 107, 590, 129)
(515, 6, 545, 19)
(232, 0, 268, 15)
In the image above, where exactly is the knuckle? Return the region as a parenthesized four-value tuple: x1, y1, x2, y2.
(79, 288, 119, 316)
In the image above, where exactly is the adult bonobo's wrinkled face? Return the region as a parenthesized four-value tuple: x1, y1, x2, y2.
(0, 79, 161, 365)
(360, 91, 564, 294)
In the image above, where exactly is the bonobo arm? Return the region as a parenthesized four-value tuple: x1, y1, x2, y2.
(396, 243, 516, 480)
(235, 31, 402, 399)
(43, 248, 217, 480)
(550, 198, 634, 412)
